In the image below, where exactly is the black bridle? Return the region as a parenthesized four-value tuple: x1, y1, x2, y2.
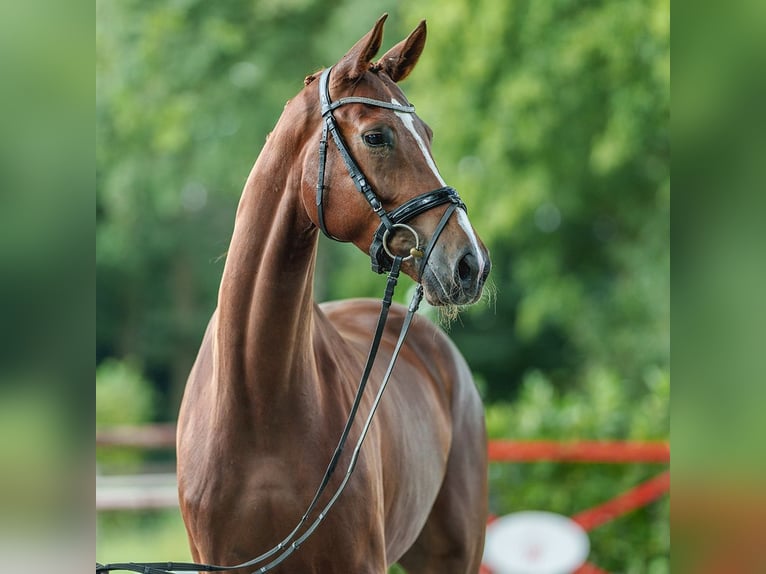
(315, 66, 466, 274)
(97, 65, 467, 574)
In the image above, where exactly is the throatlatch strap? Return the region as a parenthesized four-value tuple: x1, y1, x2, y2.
(316, 119, 337, 240)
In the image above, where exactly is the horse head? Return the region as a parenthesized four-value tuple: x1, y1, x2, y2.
(299, 14, 491, 307)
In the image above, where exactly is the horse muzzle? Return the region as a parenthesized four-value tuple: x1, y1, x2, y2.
(421, 245, 491, 307)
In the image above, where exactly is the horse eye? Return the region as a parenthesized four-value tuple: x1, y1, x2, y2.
(362, 132, 387, 147)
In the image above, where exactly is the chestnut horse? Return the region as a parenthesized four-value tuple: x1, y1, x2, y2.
(177, 15, 490, 574)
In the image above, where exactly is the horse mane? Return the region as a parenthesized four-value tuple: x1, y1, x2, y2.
(304, 69, 322, 86)
(304, 62, 383, 87)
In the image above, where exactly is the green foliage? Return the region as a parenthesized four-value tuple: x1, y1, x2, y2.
(97, 510, 191, 564)
(97, 358, 156, 469)
(486, 367, 669, 441)
(395, 0, 670, 402)
(97, 358, 156, 426)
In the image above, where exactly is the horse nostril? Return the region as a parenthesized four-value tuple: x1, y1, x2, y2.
(456, 252, 478, 290)
(480, 259, 491, 283)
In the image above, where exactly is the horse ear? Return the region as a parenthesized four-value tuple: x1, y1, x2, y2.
(334, 13, 388, 82)
(377, 20, 427, 83)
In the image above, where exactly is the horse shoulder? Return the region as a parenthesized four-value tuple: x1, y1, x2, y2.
(317, 297, 475, 410)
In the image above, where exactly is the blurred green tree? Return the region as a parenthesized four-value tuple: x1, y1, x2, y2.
(96, 357, 156, 469)
(395, 0, 669, 402)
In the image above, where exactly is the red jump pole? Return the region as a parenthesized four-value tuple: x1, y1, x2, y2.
(571, 470, 670, 532)
(487, 440, 670, 464)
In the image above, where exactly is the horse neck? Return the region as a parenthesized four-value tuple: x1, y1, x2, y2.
(214, 120, 320, 412)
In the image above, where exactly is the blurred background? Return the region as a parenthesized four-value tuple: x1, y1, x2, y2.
(96, 0, 669, 571)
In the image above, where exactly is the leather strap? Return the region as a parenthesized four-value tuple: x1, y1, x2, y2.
(325, 96, 415, 114)
(315, 119, 337, 239)
(418, 202, 459, 281)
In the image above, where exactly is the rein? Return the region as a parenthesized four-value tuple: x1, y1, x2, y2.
(98, 262, 424, 574)
(96, 65, 465, 574)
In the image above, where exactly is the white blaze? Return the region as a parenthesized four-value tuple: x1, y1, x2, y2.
(392, 100, 485, 273)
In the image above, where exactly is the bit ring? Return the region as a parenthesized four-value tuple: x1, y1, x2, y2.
(382, 223, 422, 261)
